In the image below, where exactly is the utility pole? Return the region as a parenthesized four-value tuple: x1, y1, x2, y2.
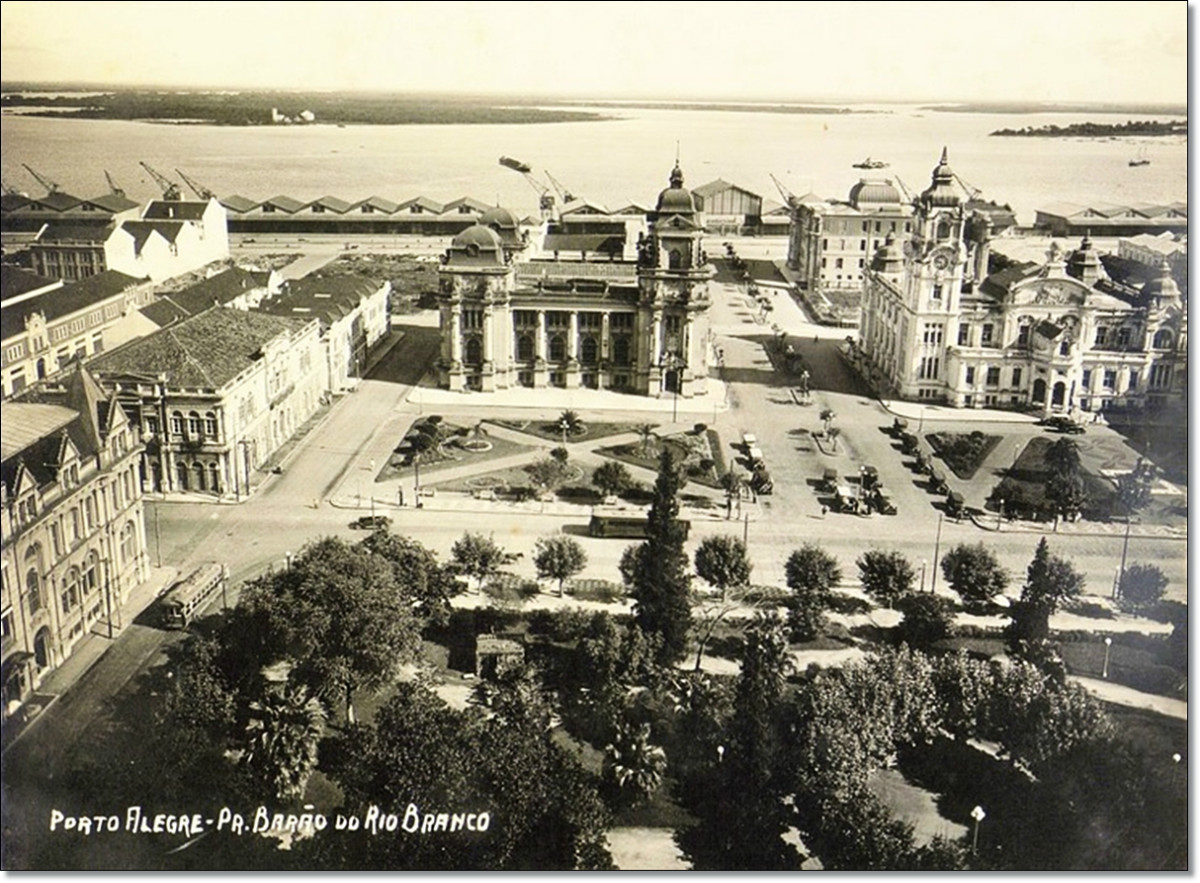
(930, 513, 943, 593)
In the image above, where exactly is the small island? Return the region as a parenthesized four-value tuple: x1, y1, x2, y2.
(990, 119, 1187, 137)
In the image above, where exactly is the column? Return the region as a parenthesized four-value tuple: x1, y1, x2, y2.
(536, 311, 547, 360)
(568, 312, 579, 360)
(601, 312, 611, 359)
(482, 308, 493, 363)
(450, 305, 463, 362)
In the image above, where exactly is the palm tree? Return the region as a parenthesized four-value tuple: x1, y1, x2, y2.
(819, 408, 836, 437)
(558, 409, 585, 441)
(722, 469, 745, 518)
(635, 423, 658, 458)
(243, 684, 326, 802)
(603, 721, 667, 806)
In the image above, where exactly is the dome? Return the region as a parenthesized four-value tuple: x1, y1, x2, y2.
(919, 147, 961, 209)
(480, 205, 519, 230)
(1141, 258, 1181, 304)
(446, 223, 506, 266)
(849, 179, 901, 206)
(654, 162, 696, 215)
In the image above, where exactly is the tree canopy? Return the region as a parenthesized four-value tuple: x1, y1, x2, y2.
(533, 534, 588, 596)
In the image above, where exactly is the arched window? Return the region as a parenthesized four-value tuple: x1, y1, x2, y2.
(209, 463, 222, 494)
(204, 412, 219, 439)
(517, 334, 534, 362)
(193, 462, 207, 492)
(580, 336, 599, 365)
(187, 411, 202, 437)
(120, 521, 137, 564)
(26, 568, 42, 614)
(464, 337, 482, 365)
(176, 461, 190, 491)
(62, 566, 81, 613)
(549, 334, 566, 362)
(936, 218, 951, 240)
(170, 412, 184, 435)
(1153, 329, 1173, 349)
(82, 553, 99, 596)
(668, 249, 683, 270)
(613, 337, 631, 367)
(36, 358, 46, 380)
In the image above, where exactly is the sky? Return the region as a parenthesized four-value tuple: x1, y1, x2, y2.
(0, 1, 1188, 104)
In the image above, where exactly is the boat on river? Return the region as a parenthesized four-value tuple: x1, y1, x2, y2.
(499, 156, 532, 173)
(852, 157, 889, 169)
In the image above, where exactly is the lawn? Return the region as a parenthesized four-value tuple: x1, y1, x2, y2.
(495, 418, 641, 445)
(379, 421, 534, 481)
(927, 430, 1002, 480)
(597, 428, 724, 489)
(989, 436, 1117, 520)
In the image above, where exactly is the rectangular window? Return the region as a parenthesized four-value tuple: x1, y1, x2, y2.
(835, 257, 844, 269)
(1081, 369, 1092, 389)
(1116, 327, 1131, 348)
(980, 324, 994, 346)
(922, 323, 944, 346)
(986, 367, 1001, 386)
(462, 310, 483, 330)
(514, 310, 538, 328)
(1128, 369, 1139, 390)
(546, 311, 570, 329)
(1103, 370, 1117, 389)
(1011, 367, 1022, 387)
(578, 312, 601, 329)
(1017, 325, 1030, 347)
(610, 313, 634, 331)
(1094, 327, 1108, 346)
(964, 366, 975, 384)
(931, 284, 943, 300)
(958, 324, 970, 346)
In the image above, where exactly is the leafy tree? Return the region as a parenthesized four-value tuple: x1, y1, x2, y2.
(240, 537, 423, 721)
(827, 426, 841, 451)
(527, 456, 569, 497)
(857, 549, 916, 608)
(634, 422, 658, 457)
(895, 593, 955, 650)
(1117, 562, 1168, 612)
(940, 543, 1009, 611)
(242, 684, 326, 801)
(534, 534, 588, 596)
(676, 613, 801, 870)
(625, 449, 693, 666)
(602, 720, 667, 807)
(721, 469, 745, 517)
(450, 531, 520, 594)
(358, 530, 461, 624)
(820, 407, 837, 436)
(1045, 437, 1086, 521)
(592, 460, 632, 498)
(1006, 540, 1083, 672)
(550, 445, 570, 464)
(785, 543, 842, 641)
(694, 535, 752, 600)
(319, 681, 613, 870)
(1044, 436, 1082, 477)
(1116, 458, 1156, 514)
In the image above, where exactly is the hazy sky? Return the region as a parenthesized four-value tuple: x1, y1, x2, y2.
(0, 1, 1187, 103)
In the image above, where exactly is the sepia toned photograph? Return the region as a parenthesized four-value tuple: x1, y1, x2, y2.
(0, 0, 1188, 870)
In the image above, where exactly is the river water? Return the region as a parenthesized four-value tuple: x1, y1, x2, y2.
(0, 104, 1186, 225)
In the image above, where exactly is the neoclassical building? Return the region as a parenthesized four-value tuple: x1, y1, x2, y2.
(436, 164, 714, 397)
(2, 365, 148, 719)
(859, 150, 1187, 412)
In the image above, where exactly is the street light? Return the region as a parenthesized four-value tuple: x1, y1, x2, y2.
(970, 805, 986, 855)
(930, 512, 944, 593)
(1102, 636, 1112, 679)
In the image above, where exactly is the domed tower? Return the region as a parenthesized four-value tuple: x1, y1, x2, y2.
(1066, 234, 1107, 287)
(904, 148, 968, 315)
(437, 221, 517, 392)
(479, 205, 528, 259)
(635, 161, 715, 399)
(1141, 257, 1182, 313)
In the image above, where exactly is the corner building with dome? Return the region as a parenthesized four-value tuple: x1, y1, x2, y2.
(435, 164, 714, 397)
(858, 150, 1187, 414)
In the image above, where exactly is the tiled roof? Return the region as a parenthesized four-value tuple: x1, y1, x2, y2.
(1, 266, 61, 303)
(83, 193, 140, 213)
(89, 306, 310, 390)
(139, 298, 191, 328)
(143, 200, 209, 221)
(36, 222, 114, 243)
(120, 219, 185, 250)
(0, 193, 32, 213)
(442, 197, 489, 214)
(397, 196, 444, 213)
(307, 195, 353, 213)
(26, 192, 84, 212)
(140, 268, 270, 328)
(220, 194, 260, 213)
(260, 195, 306, 213)
(0, 403, 76, 460)
(257, 274, 380, 330)
(1, 270, 145, 343)
(352, 196, 400, 214)
(560, 198, 611, 215)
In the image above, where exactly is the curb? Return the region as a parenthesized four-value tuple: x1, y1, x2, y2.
(967, 510, 1186, 541)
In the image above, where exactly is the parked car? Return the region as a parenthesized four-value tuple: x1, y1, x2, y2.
(860, 465, 880, 492)
(891, 417, 909, 436)
(873, 489, 897, 515)
(929, 469, 948, 494)
(350, 515, 393, 531)
(822, 467, 839, 491)
(1043, 416, 1086, 434)
(751, 467, 773, 496)
(946, 491, 965, 518)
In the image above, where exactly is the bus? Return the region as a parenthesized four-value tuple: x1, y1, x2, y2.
(588, 513, 692, 540)
(161, 563, 226, 629)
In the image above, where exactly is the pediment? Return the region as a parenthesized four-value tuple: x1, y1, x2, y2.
(1010, 278, 1089, 307)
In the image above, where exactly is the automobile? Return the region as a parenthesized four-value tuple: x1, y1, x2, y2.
(350, 515, 392, 531)
(860, 465, 880, 492)
(873, 489, 897, 515)
(822, 467, 839, 491)
(929, 468, 948, 494)
(750, 467, 773, 496)
(891, 417, 909, 436)
(834, 483, 859, 513)
(899, 432, 919, 454)
(1043, 416, 1086, 434)
(946, 491, 966, 518)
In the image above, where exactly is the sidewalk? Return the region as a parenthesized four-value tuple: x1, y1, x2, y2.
(1068, 675, 1187, 720)
(408, 379, 730, 417)
(968, 510, 1187, 541)
(2, 565, 179, 753)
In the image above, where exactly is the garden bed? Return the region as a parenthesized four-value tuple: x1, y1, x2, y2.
(380, 422, 533, 481)
(597, 427, 724, 489)
(988, 436, 1117, 520)
(927, 430, 1002, 480)
(495, 419, 639, 444)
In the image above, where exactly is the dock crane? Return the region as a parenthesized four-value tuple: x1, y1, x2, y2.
(769, 173, 799, 209)
(544, 170, 575, 205)
(498, 157, 557, 220)
(138, 161, 182, 200)
(952, 171, 983, 202)
(22, 164, 60, 194)
(104, 170, 126, 197)
(175, 168, 216, 200)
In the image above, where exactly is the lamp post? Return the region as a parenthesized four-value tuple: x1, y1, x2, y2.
(970, 805, 986, 855)
(920, 558, 928, 593)
(930, 512, 944, 593)
(1115, 516, 1134, 599)
(1102, 636, 1112, 679)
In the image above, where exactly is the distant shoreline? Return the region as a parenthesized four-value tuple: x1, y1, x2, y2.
(990, 120, 1187, 138)
(925, 101, 1186, 116)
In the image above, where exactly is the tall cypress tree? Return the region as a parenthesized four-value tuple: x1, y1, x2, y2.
(628, 449, 693, 665)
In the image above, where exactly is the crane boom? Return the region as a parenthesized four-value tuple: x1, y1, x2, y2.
(22, 164, 60, 194)
(769, 173, 797, 207)
(544, 170, 575, 204)
(175, 168, 215, 200)
(104, 170, 125, 197)
(499, 160, 556, 220)
(139, 162, 182, 200)
(952, 172, 983, 201)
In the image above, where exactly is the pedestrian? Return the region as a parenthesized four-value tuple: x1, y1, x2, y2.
(820, 505, 828, 519)
(397, 487, 405, 507)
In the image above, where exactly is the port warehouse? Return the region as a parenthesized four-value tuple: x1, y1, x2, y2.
(1, 180, 791, 239)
